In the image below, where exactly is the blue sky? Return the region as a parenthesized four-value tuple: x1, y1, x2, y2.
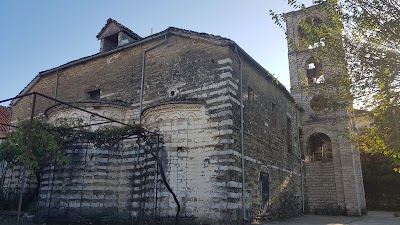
(0, 1, 311, 106)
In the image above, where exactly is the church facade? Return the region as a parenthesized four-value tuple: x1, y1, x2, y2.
(0, 4, 365, 224)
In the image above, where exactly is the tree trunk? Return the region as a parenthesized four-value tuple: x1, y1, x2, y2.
(21, 170, 41, 210)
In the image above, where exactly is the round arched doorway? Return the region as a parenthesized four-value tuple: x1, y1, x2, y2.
(306, 133, 332, 162)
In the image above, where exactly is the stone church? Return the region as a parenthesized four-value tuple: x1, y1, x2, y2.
(0, 4, 365, 224)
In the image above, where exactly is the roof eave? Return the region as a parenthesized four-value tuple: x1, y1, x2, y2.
(231, 42, 297, 105)
(12, 27, 297, 110)
(11, 31, 170, 106)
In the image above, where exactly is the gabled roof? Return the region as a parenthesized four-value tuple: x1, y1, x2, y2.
(12, 26, 296, 106)
(96, 18, 142, 40)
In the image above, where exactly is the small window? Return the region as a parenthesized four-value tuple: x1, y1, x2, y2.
(248, 87, 254, 104)
(305, 57, 323, 85)
(271, 103, 276, 111)
(271, 103, 277, 125)
(89, 90, 100, 100)
(102, 33, 119, 51)
(286, 117, 292, 152)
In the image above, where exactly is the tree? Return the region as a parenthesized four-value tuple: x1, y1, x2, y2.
(270, 0, 400, 170)
(0, 119, 68, 208)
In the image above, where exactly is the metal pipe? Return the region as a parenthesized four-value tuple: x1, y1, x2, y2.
(136, 35, 167, 216)
(155, 135, 160, 216)
(296, 109, 305, 213)
(37, 34, 171, 78)
(235, 46, 247, 221)
(0, 92, 35, 105)
(35, 92, 131, 127)
(138, 35, 168, 124)
(0, 123, 17, 128)
(46, 160, 56, 225)
(53, 70, 59, 104)
(17, 93, 36, 225)
(71, 121, 113, 129)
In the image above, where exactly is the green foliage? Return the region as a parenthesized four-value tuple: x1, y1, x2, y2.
(354, 104, 400, 171)
(0, 118, 146, 210)
(0, 119, 144, 173)
(271, 0, 400, 170)
(361, 152, 400, 210)
(84, 125, 145, 149)
(0, 119, 63, 172)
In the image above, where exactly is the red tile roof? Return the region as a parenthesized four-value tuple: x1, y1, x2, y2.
(0, 106, 11, 131)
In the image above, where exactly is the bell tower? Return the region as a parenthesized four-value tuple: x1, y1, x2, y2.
(285, 4, 366, 216)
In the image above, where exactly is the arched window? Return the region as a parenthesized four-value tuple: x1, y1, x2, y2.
(305, 57, 324, 85)
(298, 16, 325, 49)
(307, 133, 332, 161)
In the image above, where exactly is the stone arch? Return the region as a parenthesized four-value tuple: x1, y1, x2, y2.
(306, 132, 332, 162)
(297, 15, 325, 50)
(304, 57, 324, 85)
(168, 113, 180, 120)
(302, 126, 336, 142)
(187, 113, 196, 129)
(298, 16, 323, 37)
(145, 115, 156, 129)
(70, 112, 80, 118)
(295, 13, 326, 31)
(259, 165, 270, 178)
(156, 116, 165, 124)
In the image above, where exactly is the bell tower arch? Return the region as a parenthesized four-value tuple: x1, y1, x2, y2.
(285, 4, 366, 216)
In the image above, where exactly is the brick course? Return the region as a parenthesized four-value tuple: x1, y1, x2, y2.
(6, 28, 303, 224)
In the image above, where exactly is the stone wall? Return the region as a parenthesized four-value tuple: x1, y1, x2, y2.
(304, 162, 342, 215)
(36, 142, 156, 222)
(10, 31, 303, 223)
(227, 50, 303, 219)
(0, 163, 37, 210)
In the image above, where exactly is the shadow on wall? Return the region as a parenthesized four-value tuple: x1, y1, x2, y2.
(361, 152, 400, 211)
(266, 174, 301, 219)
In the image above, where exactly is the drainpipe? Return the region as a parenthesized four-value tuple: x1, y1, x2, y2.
(138, 35, 168, 124)
(235, 46, 247, 221)
(296, 109, 305, 213)
(136, 34, 168, 216)
(53, 70, 59, 104)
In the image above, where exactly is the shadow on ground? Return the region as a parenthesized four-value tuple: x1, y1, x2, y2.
(266, 211, 400, 225)
(0, 211, 399, 225)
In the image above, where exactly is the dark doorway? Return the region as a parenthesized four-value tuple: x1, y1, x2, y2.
(260, 172, 270, 212)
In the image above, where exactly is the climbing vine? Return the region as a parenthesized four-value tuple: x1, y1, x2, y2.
(0, 118, 181, 223)
(0, 118, 144, 171)
(0, 119, 144, 209)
